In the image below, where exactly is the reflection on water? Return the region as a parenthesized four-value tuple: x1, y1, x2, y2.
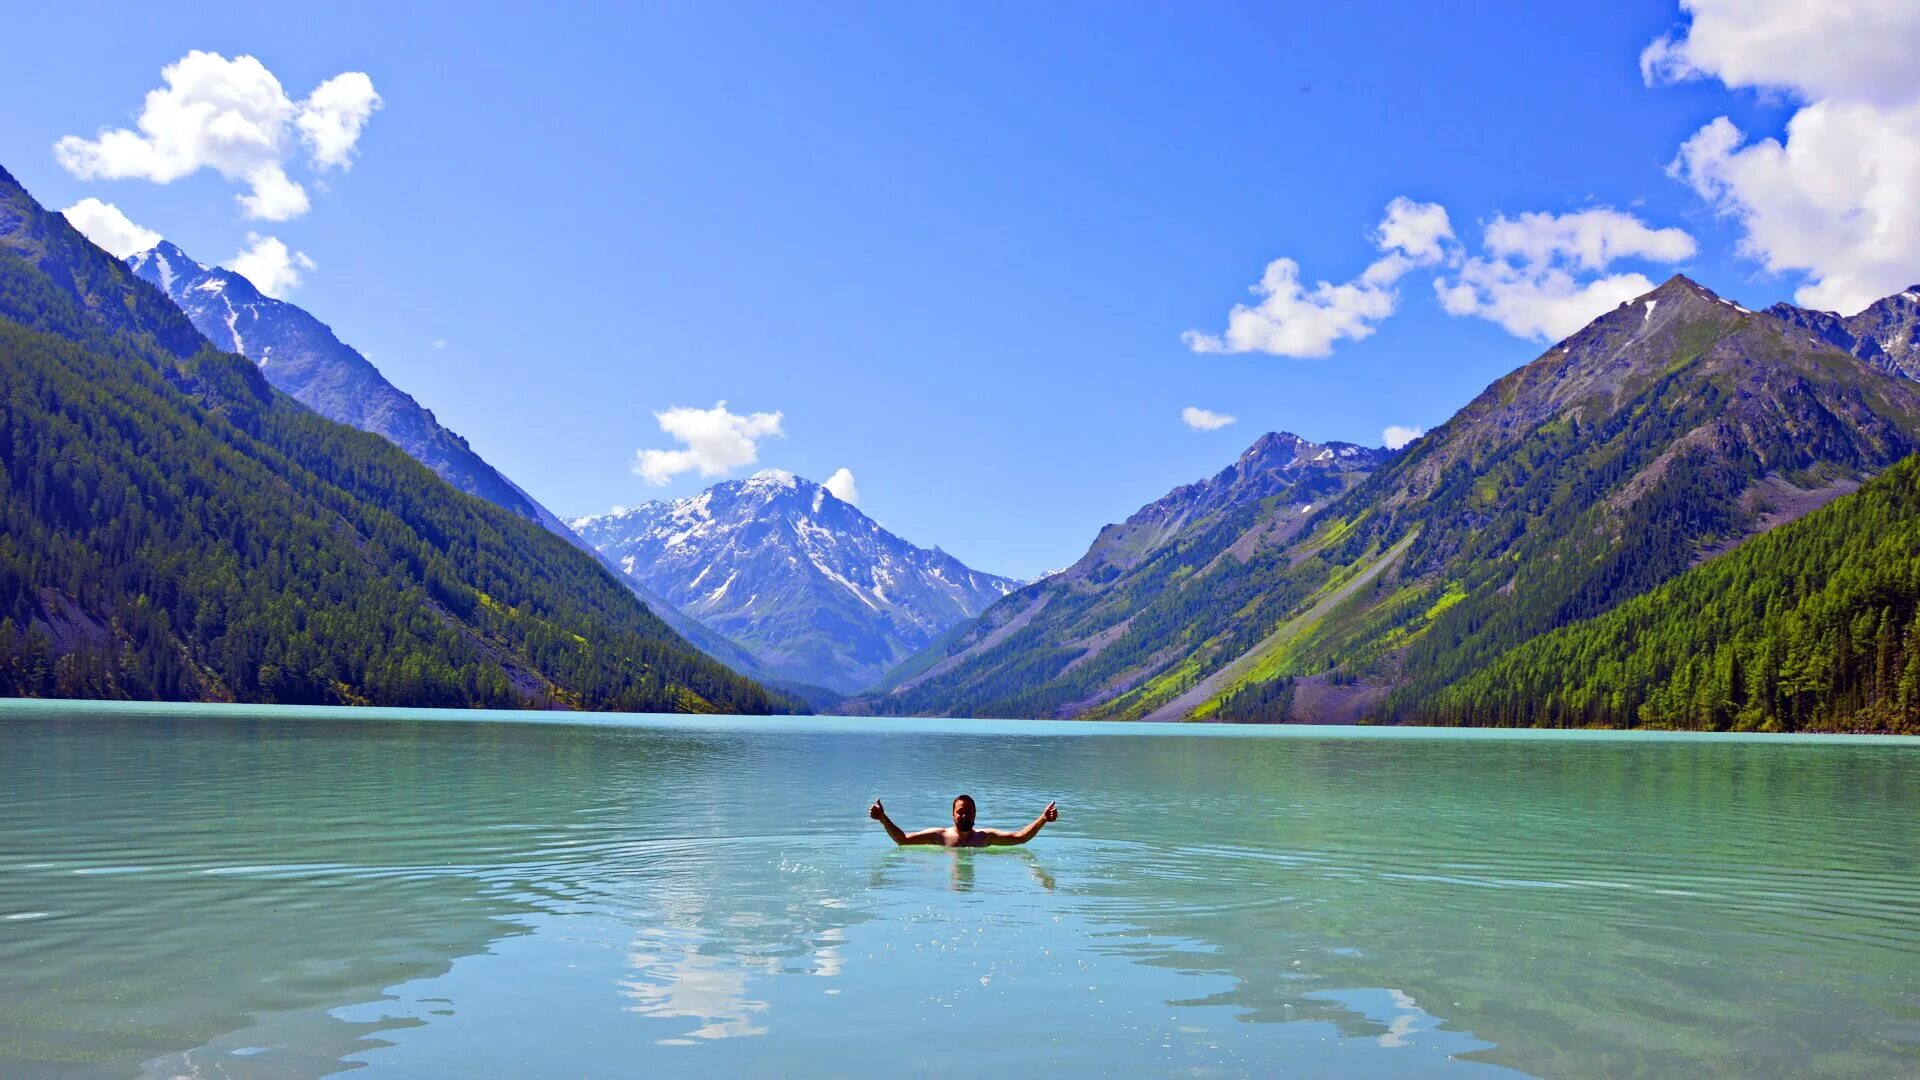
(1, 702, 1917, 1078)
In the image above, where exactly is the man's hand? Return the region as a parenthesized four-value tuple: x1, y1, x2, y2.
(869, 798, 886, 821)
(1041, 801, 1058, 823)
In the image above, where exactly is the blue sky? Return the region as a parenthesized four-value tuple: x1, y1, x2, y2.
(3, 2, 1912, 579)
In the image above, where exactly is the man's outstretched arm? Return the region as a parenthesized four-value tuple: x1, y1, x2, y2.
(985, 801, 1058, 846)
(869, 799, 943, 845)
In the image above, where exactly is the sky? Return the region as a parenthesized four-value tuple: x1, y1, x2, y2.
(3, 2, 1917, 580)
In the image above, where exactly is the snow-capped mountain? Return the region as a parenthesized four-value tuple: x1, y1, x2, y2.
(573, 470, 1019, 693)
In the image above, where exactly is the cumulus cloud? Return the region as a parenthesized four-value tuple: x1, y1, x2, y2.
(431, 339, 448, 350)
(1647, 1, 1920, 312)
(631, 401, 784, 485)
(1183, 198, 1452, 358)
(296, 72, 382, 169)
(823, 467, 860, 505)
(61, 198, 160, 258)
(225, 233, 314, 298)
(1382, 425, 1425, 450)
(1435, 208, 1696, 340)
(1641, 0, 1920, 108)
(1374, 196, 1455, 262)
(1180, 406, 1237, 431)
(53, 50, 380, 222)
(1481, 208, 1697, 270)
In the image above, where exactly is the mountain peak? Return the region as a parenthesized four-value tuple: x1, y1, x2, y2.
(1644, 273, 1741, 310)
(125, 240, 208, 294)
(745, 468, 801, 489)
(1241, 430, 1304, 455)
(143, 239, 192, 262)
(574, 473, 1019, 693)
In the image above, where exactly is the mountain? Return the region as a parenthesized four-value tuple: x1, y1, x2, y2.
(848, 433, 1389, 718)
(126, 240, 566, 533)
(121, 238, 805, 691)
(1415, 452, 1920, 733)
(862, 276, 1920, 722)
(1767, 288, 1920, 383)
(0, 163, 790, 713)
(573, 470, 1018, 693)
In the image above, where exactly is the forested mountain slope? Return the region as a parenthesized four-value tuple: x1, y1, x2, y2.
(1412, 453, 1920, 733)
(0, 165, 791, 713)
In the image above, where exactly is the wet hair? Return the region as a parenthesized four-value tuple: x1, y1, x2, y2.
(952, 793, 975, 808)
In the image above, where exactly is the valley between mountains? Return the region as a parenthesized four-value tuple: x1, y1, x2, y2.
(3, 161, 1918, 730)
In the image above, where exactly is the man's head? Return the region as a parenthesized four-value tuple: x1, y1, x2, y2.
(951, 794, 976, 831)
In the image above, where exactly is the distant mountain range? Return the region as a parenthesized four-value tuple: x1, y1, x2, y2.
(574, 471, 1017, 693)
(0, 163, 788, 713)
(853, 276, 1920, 729)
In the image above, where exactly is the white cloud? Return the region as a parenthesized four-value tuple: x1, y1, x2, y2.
(1641, 0, 1920, 108)
(1648, 1, 1920, 313)
(1184, 199, 1452, 358)
(1382, 424, 1424, 450)
(53, 50, 379, 222)
(823, 467, 860, 505)
(431, 339, 448, 350)
(1180, 406, 1237, 431)
(60, 198, 160, 258)
(1670, 103, 1920, 313)
(631, 401, 784, 486)
(224, 232, 314, 298)
(297, 72, 383, 170)
(237, 164, 309, 221)
(1435, 208, 1695, 340)
(1373, 196, 1455, 263)
(1482, 208, 1696, 271)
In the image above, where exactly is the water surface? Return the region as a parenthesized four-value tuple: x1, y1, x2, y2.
(2, 701, 1917, 1077)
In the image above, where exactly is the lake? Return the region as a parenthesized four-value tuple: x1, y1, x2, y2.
(1, 701, 1917, 1078)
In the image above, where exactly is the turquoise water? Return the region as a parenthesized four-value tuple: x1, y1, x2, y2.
(2, 701, 1917, 1078)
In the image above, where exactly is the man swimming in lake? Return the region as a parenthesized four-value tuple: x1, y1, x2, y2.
(868, 794, 1058, 847)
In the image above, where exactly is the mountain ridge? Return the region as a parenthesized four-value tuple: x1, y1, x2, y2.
(1765, 287, 1920, 383)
